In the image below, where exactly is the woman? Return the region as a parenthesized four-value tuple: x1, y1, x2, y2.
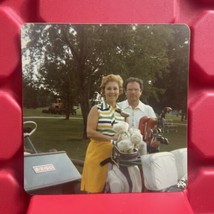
(81, 74, 125, 193)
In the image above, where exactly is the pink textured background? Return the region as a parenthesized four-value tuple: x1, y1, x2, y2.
(0, 0, 214, 213)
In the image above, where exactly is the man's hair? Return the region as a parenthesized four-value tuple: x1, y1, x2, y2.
(124, 77, 143, 91)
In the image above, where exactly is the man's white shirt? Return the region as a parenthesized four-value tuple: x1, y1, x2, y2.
(118, 100, 156, 128)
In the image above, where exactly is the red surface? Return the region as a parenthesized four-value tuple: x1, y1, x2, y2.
(28, 192, 193, 214)
(0, 0, 214, 213)
(0, 92, 21, 160)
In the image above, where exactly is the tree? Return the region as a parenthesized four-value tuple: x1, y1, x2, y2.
(150, 25, 189, 115)
(22, 24, 188, 138)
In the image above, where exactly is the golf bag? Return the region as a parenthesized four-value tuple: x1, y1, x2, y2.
(101, 146, 143, 193)
(139, 107, 172, 153)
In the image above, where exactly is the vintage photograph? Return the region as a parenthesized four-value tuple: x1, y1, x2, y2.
(22, 24, 189, 194)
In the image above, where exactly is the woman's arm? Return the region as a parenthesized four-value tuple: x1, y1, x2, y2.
(87, 105, 117, 142)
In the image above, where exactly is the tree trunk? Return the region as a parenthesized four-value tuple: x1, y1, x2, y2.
(64, 93, 71, 120)
(65, 108, 70, 120)
(79, 94, 90, 139)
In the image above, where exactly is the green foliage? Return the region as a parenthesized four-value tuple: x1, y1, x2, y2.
(22, 24, 190, 137)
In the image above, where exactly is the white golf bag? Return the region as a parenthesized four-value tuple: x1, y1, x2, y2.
(101, 146, 143, 193)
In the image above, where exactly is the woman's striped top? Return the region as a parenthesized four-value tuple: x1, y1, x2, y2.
(96, 101, 124, 136)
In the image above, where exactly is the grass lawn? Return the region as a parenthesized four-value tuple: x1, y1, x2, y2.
(24, 107, 83, 117)
(160, 125, 187, 152)
(23, 108, 187, 172)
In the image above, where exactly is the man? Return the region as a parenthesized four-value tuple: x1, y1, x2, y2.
(118, 77, 156, 128)
(117, 77, 158, 192)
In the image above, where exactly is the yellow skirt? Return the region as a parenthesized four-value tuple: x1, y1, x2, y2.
(81, 139, 113, 193)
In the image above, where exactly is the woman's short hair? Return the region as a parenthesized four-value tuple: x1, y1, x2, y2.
(100, 74, 123, 94)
